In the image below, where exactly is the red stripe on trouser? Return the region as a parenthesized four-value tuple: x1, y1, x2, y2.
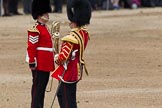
(31, 71, 37, 108)
(64, 84, 68, 108)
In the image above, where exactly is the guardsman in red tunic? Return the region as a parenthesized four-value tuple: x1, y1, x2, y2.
(51, 0, 92, 108)
(26, 0, 54, 108)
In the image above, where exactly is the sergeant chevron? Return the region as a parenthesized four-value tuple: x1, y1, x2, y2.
(29, 35, 39, 44)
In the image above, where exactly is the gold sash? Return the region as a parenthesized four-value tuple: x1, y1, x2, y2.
(71, 30, 89, 77)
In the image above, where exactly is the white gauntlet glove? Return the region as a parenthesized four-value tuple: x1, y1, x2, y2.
(54, 54, 59, 61)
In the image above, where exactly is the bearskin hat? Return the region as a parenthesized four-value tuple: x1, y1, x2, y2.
(32, 0, 51, 20)
(67, 0, 92, 27)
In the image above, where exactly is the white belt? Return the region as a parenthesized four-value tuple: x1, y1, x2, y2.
(37, 47, 54, 52)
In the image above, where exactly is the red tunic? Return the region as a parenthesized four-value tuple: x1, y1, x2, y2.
(27, 22, 55, 72)
(52, 27, 89, 82)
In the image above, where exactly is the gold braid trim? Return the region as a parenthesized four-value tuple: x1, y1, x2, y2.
(71, 31, 84, 64)
(61, 42, 73, 61)
(71, 30, 89, 76)
(61, 35, 78, 44)
(27, 24, 40, 34)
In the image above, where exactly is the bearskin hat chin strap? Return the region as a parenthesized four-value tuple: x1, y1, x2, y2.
(41, 16, 49, 22)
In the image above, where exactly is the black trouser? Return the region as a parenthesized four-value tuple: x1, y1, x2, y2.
(8, 0, 18, 14)
(141, 0, 156, 7)
(2, 0, 9, 15)
(89, 0, 97, 10)
(57, 82, 77, 108)
(119, 0, 132, 8)
(31, 70, 50, 108)
(53, 0, 62, 13)
(23, 0, 32, 14)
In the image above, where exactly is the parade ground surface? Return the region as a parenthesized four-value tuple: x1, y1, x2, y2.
(0, 8, 162, 108)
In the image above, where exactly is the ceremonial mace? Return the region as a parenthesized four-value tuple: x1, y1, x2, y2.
(51, 21, 61, 54)
(46, 21, 60, 93)
(50, 21, 61, 108)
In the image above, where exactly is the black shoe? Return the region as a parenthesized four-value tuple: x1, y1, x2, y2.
(24, 12, 31, 15)
(2, 13, 12, 17)
(53, 10, 62, 13)
(13, 12, 23, 15)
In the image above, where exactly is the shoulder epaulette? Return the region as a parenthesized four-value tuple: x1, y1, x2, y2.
(27, 24, 40, 34)
(61, 35, 78, 44)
